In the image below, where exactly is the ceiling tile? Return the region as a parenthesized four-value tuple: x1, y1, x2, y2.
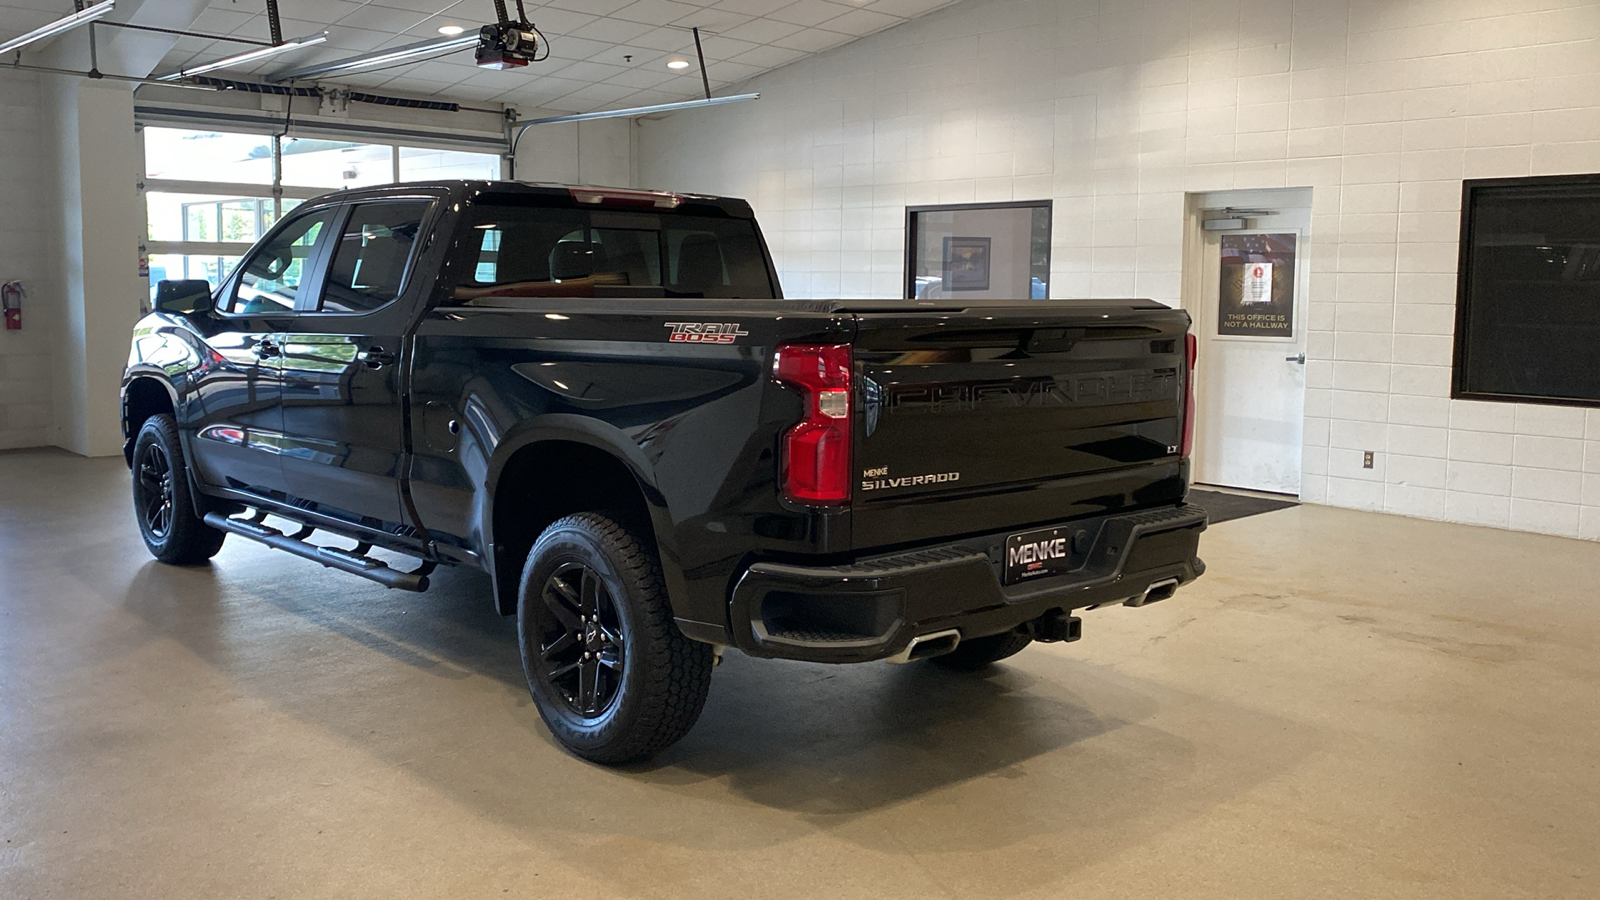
(819, 7, 904, 36)
(766, 0, 857, 28)
(610, 0, 704, 28)
(727, 43, 807, 69)
(716, 17, 804, 44)
(771, 26, 853, 53)
(863, 0, 958, 17)
(672, 7, 755, 32)
(566, 16, 657, 44)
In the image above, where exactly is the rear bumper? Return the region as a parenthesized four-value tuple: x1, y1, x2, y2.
(727, 504, 1207, 664)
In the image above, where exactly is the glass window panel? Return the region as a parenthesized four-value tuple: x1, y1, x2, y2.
(399, 146, 501, 181)
(219, 200, 261, 242)
(280, 139, 395, 189)
(1457, 178, 1600, 404)
(228, 209, 335, 315)
(143, 127, 275, 184)
(320, 201, 432, 313)
(907, 202, 1053, 300)
(184, 202, 217, 242)
(147, 254, 241, 298)
(149, 192, 272, 244)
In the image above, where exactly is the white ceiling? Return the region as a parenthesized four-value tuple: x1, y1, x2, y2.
(0, 0, 961, 112)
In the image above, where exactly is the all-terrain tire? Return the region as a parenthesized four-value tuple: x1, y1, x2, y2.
(516, 512, 714, 764)
(928, 630, 1033, 670)
(131, 414, 227, 565)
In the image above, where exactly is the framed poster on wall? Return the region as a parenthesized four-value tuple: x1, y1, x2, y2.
(942, 237, 991, 291)
(1217, 233, 1297, 337)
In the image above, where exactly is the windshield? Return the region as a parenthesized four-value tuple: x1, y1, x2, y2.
(452, 201, 777, 300)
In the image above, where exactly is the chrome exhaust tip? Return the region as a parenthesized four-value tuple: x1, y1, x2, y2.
(1125, 577, 1181, 608)
(885, 628, 961, 664)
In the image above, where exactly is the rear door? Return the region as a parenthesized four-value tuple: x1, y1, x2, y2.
(184, 206, 337, 498)
(278, 197, 437, 527)
(848, 302, 1193, 549)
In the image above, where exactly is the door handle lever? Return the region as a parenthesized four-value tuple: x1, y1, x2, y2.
(360, 347, 395, 369)
(1285, 353, 1306, 364)
(254, 338, 280, 358)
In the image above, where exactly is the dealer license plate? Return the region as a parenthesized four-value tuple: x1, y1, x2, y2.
(1003, 526, 1075, 586)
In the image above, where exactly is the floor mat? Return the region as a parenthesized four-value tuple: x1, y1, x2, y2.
(1188, 488, 1299, 524)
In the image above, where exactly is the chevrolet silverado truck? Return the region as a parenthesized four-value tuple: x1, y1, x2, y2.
(123, 181, 1207, 763)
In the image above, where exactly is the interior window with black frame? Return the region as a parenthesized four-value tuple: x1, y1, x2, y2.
(320, 200, 432, 313)
(1455, 175, 1600, 407)
(227, 208, 334, 315)
(453, 202, 775, 300)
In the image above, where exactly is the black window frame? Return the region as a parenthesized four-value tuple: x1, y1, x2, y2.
(903, 199, 1053, 300)
(1453, 173, 1600, 409)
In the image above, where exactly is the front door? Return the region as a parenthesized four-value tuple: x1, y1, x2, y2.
(184, 206, 337, 500)
(279, 198, 436, 528)
(1186, 189, 1312, 495)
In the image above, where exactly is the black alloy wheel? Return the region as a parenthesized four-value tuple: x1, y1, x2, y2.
(516, 512, 713, 764)
(135, 441, 175, 540)
(536, 561, 627, 717)
(130, 414, 227, 565)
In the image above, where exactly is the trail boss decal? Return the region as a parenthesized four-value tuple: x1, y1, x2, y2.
(861, 466, 961, 492)
(664, 322, 749, 344)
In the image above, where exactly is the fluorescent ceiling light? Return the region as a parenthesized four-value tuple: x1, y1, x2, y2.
(156, 32, 327, 81)
(438, 25, 465, 36)
(0, 0, 115, 57)
(516, 93, 760, 128)
(268, 33, 477, 82)
(666, 59, 690, 69)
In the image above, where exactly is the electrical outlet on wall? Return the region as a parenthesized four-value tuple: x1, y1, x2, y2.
(1363, 451, 1375, 469)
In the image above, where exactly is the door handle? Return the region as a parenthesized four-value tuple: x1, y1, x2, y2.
(360, 347, 395, 369)
(254, 338, 280, 359)
(1285, 353, 1306, 364)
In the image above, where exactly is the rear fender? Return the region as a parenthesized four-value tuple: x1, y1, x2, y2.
(481, 415, 685, 615)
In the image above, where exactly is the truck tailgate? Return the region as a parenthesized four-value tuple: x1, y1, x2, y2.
(846, 301, 1193, 550)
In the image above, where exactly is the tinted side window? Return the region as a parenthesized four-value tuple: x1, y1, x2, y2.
(228, 209, 333, 315)
(320, 201, 432, 313)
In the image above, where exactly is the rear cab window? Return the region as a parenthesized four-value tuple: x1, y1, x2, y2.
(451, 198, 776, 300)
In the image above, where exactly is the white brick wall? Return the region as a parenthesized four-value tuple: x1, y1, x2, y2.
(638, 0, 1600, 541)
(0, 71, 52, 451)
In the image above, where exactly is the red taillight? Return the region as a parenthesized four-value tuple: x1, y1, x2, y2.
(773, 343, 853, 506)
(1181, 332, 1197, 458)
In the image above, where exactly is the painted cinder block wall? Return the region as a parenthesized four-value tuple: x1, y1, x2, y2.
(0, 71, 55, 451)
(638, 0, 1600, 541)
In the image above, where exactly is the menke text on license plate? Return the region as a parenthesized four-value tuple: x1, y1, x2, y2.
(1003, 526, 1077, 586)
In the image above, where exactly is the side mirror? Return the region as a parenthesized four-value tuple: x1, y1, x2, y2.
(154, 279, 214, 315)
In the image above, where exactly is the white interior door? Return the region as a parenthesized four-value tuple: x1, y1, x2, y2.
(1187, 189, 1311, 495)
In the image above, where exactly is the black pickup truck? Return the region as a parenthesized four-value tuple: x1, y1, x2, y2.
(123, 181, 1206, 762)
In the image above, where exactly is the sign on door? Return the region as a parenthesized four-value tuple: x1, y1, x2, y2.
(1218, 233, 1296, 337)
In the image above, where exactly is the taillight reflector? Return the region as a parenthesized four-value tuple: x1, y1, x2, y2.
(772, 343, 853, 506)
(1182, 332, 1197, 458)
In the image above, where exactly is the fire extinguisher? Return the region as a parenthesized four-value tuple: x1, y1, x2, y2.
(1, 281, 21, 331)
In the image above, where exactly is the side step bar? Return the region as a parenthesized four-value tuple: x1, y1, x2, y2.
(204, 512, 434, 591)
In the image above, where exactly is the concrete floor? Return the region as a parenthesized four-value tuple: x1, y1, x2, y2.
(1, 448, 1596, 899)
